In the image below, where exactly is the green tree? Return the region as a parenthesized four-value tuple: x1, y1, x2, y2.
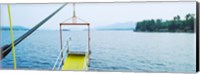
(134, 13, 195, 33)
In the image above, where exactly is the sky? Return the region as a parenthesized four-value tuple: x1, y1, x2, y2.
(0, 2, 196, 30)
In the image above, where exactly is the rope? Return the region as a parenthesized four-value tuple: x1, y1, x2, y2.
(0, 3, 68, 60)
(7, 4, 17, 69)
(62, 17, 73, 22)
(72, 3, 76, 23)
(61, 3, 88, 23)
(77, 17, 88, 23)
(73, 3, 76, 18)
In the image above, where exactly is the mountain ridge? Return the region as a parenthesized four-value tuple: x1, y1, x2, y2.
(94, 22, 136, 31)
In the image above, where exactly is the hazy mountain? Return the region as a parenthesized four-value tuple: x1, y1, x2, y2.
(1, 26, 29, 31)
(94, 22, 136, 31)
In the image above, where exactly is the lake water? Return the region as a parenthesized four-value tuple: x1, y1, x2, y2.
(0, 30, 196, 72)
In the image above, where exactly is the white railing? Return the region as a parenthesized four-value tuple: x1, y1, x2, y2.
(52, 38, 71, 70)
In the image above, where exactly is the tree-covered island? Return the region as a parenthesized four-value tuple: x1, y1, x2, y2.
(134, 13, 195, 33)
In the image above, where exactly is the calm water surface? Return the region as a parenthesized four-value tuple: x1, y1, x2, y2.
(0, 30, 196, 72)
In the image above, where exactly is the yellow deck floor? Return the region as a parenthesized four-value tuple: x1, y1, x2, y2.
(62, 54, 88, 70)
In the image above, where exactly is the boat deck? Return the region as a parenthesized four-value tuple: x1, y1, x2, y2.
(62, 54, 88, 70)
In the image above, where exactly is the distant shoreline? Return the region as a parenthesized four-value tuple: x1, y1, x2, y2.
(1, 30, 195, 34)
(134, 30, 195, 33)
(133, 31, 195, 34)
(1, 26, 29, 31)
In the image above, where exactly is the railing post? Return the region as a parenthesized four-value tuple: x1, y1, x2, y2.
(88, 23, 91, 66)
(60, 24, 64, 66)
